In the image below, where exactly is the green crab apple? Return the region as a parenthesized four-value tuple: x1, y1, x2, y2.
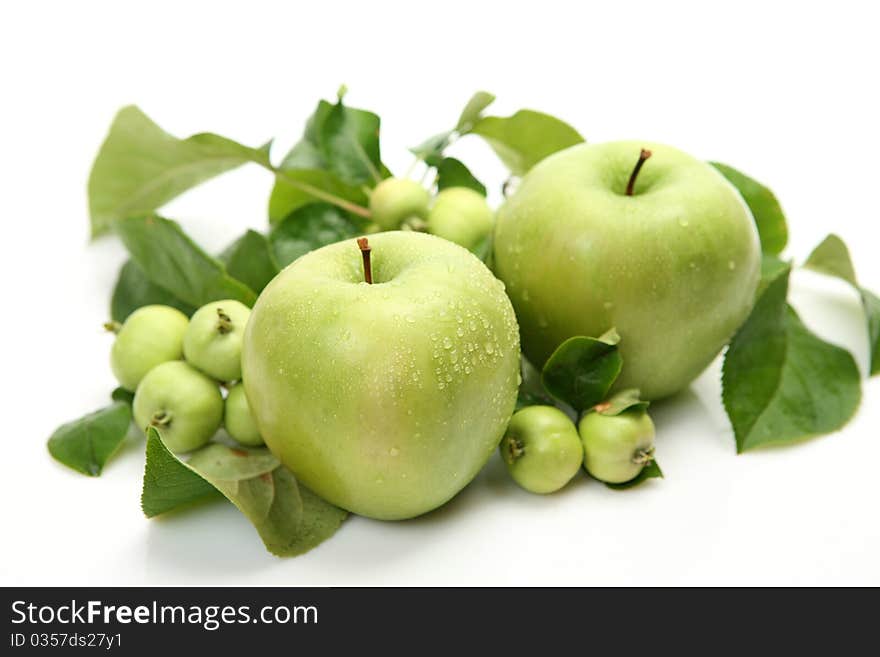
(183, 300, 251, 382)
(109, 304, 189, 391)
(579, 407, 655, 484)
(427, 187, 494, 251)
(500, 405, 582, 494)
(369, 177, 430, 231)
(133, 361, 223, 453)
(224, 383, 263, 447)
(494, 141, 761, 400)
(242, 231, 520, 520)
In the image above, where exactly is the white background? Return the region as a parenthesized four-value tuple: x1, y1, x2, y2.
(1, 0, 878, 586)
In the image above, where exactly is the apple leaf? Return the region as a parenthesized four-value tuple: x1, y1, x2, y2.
(722, 264, 861, 452)
(456, 91, 496, 132)
(515, 357, 555, 410)
(542, 330, 622, 412)
(110, 259, 195, 323)
(48, 402, 132, 476)
(116, 215, 257, 308)
(219, 230, 280, 294)
(268, 169, 368, 224)
(709, 162, 788, 255)
(758, 254, 790, 297)
(603, 460, 663, 490)
(111, 387, 135, 407)
(267, 96, 382, 222)
(270, 202, 367, 267)
(88, 105, 271, 238)
(142, 430, 347, 557)
(804, 234, 880, 375)
(594, 388, 649, 416)
(427, 155, 487, 196)
(470, 110, 584, 176)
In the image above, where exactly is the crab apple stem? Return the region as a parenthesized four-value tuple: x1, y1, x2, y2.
(103, 321, 122, 334)
(357, 237, 373, 284)
(625, 148, 652, 196)
(150, 410, 172, 428)
(216, 308, 233, 334)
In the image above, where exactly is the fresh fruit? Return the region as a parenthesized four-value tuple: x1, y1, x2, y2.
(500, 405, 582, 494)
(493, 141, 761, 399)
(183, 300, 251, 382)
(224, 383, 263, 447)
(427, 187, 494, 251)
(368, 178, 430, 230)
(242, 231, 520, 520)
(578, 408, 656, 484)
(109, 305, 189, 391)
(133, 361, 223, 453)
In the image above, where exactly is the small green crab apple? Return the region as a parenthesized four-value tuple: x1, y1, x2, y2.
(500, 405, 583, 494)
(183, 300, 251, 382)
(108, 304, 189, 392)
(578, 407, 656, 484)
(224, 383, 263, 447)
(368, 177, 430, 230)
(427, 187, 494, 251)
(133, 361, 224, 453)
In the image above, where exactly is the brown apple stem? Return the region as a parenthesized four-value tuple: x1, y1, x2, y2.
(357, 237, 373, 284)
(632, 446, 655, 465)
(625, 148, 653, 196)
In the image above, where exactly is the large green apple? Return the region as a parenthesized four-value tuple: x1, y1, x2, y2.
(242, 231, 520, 520)
(494, 141, 761, 400)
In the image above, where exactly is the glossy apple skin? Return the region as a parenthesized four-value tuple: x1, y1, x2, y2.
(427, 187, 494, 251)
(500, 405, 582, 494)
(369, 178, 430, 231)
(494, 141, 761, 400)
(578, 409, 655, 484)
(242, 231, 520, 520)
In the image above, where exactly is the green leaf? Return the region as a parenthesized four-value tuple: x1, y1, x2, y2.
(48, 402, 132, 476)
(804, 234, 880, 375)
(219, 230, 280, 294)
(470, 110, 584, 176)
(758, 254, 790, 297)
(88, 105, 270, 237)
(270, 203, 365, 268)
(111, 387, 135, 407)
(116, 215, 257, 308)
(456, 91, 496, 132)
(268, 169, 368, 224)
(142, 430, 347, 557)
(709, 162, 788, 255)
(515, 357, 554, 410)
(541, 331, 622, 412)
(110, 259, 196, 323)
(594, 388, 650, 416)
(428, 156, 487, 196)
(604, 460, 663, 490)
(722, 265, 861, 452)
(319, 98, 382, 185)
(409, 131, 454, 160)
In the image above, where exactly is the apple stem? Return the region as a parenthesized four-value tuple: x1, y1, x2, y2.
(103, 321, 122, 334)
(632, 446, 655, 465)
(216, 308, 233, 334)
(150, 410, 172, 428)
(625, 148, 653, 196)
(357, 237, 373, 284)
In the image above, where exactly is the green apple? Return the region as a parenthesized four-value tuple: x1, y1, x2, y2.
(578, 408, 655, 484)
(369, 178, 430, 231)
(133, 361, 223, 453)
(224, 383, 264, 447)
(427, 187, 494, 251)
(242, 231, 520, 520)
(109, 305, 189, 391)
(494, 141, 761, 400)
(500, 405, 582, 494)
(183, 300, 251, 382)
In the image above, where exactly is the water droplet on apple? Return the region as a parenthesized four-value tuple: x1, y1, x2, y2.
(450, 350, 459, 363)
(405, 315, 415, 323)
(442, 337, 453, 349)
(678, 218, 689, 227)
(456, 327, 464, 337)
(728, 260, 736, 270)
(522, 289, 530, 302)
(389, 446, 400, 457)
(484, 342, 495, 354)
(603, 301, 613, 310)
